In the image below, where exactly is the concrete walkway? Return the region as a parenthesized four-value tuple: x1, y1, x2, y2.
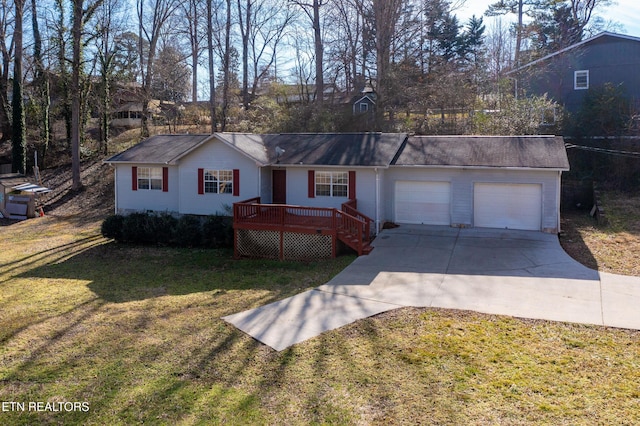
(223, 225, 640, 351)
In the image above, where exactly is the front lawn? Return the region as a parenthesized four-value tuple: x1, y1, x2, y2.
(1, 214, 639, 425)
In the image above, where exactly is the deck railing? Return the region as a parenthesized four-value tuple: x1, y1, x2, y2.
(341, 199, 374, 242)
(233, 197, 370, 257)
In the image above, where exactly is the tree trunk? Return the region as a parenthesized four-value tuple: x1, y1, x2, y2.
(207, 0, 217, 132)
(11, 0, 25, 174)
(190, 0, 198, 103)
(71, 0, 83, 189)
(514, 0, 523, 67)
(221, 0, 231, 131)
(238, 0, 250, 109)
(32, 0, 50, 163)
(312, 0, 323, 105)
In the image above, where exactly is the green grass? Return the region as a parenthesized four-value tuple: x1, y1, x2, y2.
(1, 216, 639, 425)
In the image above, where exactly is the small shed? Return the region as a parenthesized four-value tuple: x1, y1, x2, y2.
(0, 174, 50, 220)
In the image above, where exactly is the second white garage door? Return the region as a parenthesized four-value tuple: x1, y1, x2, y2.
(474, 183, 542, 231)
(395, 181, 451, 225)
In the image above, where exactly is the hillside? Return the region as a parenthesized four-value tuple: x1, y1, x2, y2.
(40, 160, 115, 219)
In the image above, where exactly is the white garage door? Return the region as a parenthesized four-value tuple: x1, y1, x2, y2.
(395, 181, 451, 225)
(474, 183, 542, 231)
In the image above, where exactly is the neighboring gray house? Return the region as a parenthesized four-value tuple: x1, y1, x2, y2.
(510, 32, 640, 114)
(105, 133, 569, 234)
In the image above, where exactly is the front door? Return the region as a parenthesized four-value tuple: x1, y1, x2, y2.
(272, 170, 287, 204)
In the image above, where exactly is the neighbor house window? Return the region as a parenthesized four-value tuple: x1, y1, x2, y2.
(137, 167, 163, 190)
(359, 102, 369, 113)
(541, 107, 557, 126)
(315, 171, 348, 197)
(204, 170, 233, 194)
(574, 70, 589, 90)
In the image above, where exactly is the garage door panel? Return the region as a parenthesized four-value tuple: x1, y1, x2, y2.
(395, 181, 451, 225)
(474, 183, 542, 231)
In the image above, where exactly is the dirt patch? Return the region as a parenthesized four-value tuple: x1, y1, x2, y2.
(560, 193, 640, 277)
(1, 159, 114, 227)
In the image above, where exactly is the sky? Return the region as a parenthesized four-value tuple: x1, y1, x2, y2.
(456, 0, 640, 37)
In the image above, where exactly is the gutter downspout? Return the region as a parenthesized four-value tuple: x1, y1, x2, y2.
(112, 165, 118, 214)
(557, 171, 562, 233)
(257, 164, 261, 201)
(375, 168, 380, 234)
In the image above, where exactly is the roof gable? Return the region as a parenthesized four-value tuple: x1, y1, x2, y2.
(394, 136, 569, 170)
(510, 32, 640, 73)
(105, 134, 214, 165)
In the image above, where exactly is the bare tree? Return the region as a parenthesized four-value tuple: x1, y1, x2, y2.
(71, 0, 104, 189)
(0, 0, 13, 144)
(290, 0, 325, 105)
(239, 0, 294, 108)
(206, 0, 219, 132)
(11, 0, 25, 174)
(179, 0, 205, 102)
(372, 0, 403, 123)
(93, 0, 126, 155)
(486, 0, 543, 67)
(137, 0, 179, 137)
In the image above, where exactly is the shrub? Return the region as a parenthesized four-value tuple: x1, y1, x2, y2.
(122, 212, 156, 244)
(153, 213, 178, 245)
(202, 215, 233, 248)
(101, 212, 231, 248)
(101, 214, 124, 240)
(175, 215, 203, 247)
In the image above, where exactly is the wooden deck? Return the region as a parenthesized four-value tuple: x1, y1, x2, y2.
(233, 197, 374, 259)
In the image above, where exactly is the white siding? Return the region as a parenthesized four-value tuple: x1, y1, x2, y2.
(386, 167, 562, 232)
(114, 164, 179, 214)
(178, 140, 261, 215)
(283, 167, 378, 220)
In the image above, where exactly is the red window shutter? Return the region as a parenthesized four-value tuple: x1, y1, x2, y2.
(348, 170, 356, 200)
(132, 166, 138, 191)
(198, 168, 204, 194)
(162, 167, 169, 192)
(308, 170, 315, 198)
(233, 169, 240, 196)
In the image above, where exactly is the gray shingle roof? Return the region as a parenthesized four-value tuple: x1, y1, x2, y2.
(394, 135, 569, 169)
(215, 132, 407, 166)
(104, 133, 569, 170)
(261, 133, 407, 166)
(105, 134, 214, 164)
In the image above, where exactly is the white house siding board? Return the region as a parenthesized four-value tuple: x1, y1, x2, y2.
(114, 164, 180, 214)
(261, 167, 272, 203)
(283, 167, 378, 220)
(352, 168, 377, 221)
(386, 167, 561, 232)
(178, 139, 261, 215)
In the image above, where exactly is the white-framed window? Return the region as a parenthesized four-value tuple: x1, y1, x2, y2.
(574, 70, 589, 90)
(137, 167, 163, 190)
(204, 170, 233, 194)
(315, 171, 348, 197)
(359, 102, 369, 113)
(541, 107, 557, 126)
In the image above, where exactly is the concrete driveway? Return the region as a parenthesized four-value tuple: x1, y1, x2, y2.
(224, 225, 640, 351)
